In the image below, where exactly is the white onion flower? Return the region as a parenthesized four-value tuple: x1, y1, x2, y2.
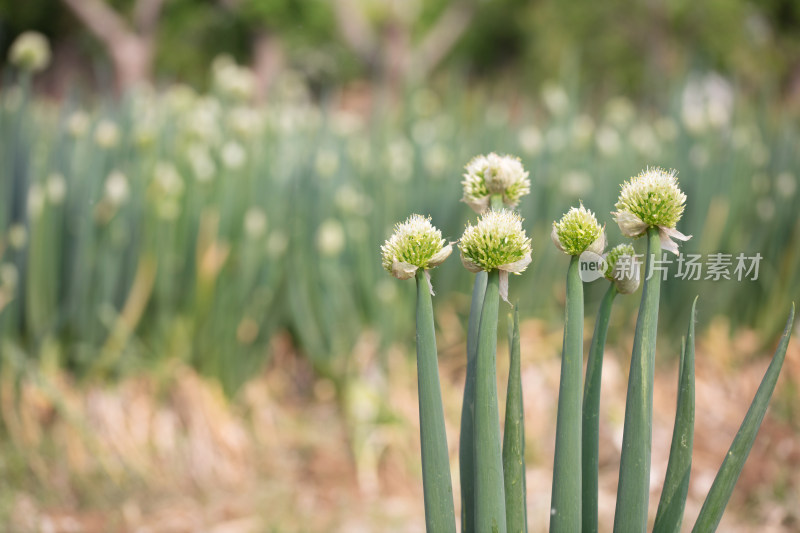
(8, 31, 51, 72)
(461, 153, 530, 213)
(381, 215, 452, 293)
(612, 167, 691, 255)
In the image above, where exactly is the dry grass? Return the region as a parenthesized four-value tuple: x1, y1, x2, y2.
(1, 320, 798, 532)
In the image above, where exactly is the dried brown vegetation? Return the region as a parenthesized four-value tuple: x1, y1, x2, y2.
(2, 319, 798, 532)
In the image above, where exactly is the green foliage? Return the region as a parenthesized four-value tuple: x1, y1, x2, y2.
(653, 297, 697, 533)
(473, 270, 506, 532)
(1, 68, 799, 392)
(155, 0, 250, 87)
(613, 228, 662, 532)
(1, 14, 798, 529)
(459, 271, 487, 533)
(549, 256, 583, 532)
(503, 306, 526, 533)
(414, 270, 457, 533)
(692, 304, 795, 532)
(236, 0, 336, 50)
(581, 283, 617, 533)
(5, 0, 800, 96)
(0, 0, 68, 40)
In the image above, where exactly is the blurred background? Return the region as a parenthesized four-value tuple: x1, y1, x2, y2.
(0, 0, 799, 531)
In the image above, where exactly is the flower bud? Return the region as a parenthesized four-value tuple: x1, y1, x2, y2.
(552, 203, 605, 256)
(317, 219, 346, 257)
(221, 141, 246, 170)
(612, 167, 691, 254)
(0, 263, 19, 289)
(104, 171, 129, 206)
(459, 209, 532, 302)
(459, 209, 532, 273)
(153, 162, 184, 197)
(67, 111, 90, 138)
(46, 173, 67, 205)
(266, 231, 288, 258)
(211, 55, 255, 101)
(94, 120, 120, 149)
(603, 243, 640, 294)
(461, 153, 530, 213)
(27, 184, 45, 219)
(8, 31, 51, 72)
(8, 224, 27, 250)
(244, 207, 267, 238)
(381, 215, 452, 280)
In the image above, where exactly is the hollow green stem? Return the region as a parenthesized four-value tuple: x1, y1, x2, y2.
(460, 271, 487, 533)
(613, 226, 662, 533)
(581, 283, 618, 533)
(490, 194, 504, 210)
(503, 305, 527, 533)
(474, 269, 506, 533)
(653, 296, 698, 533)
(550, 255, 583, 533)
(692, 304, 795, 532)
(415, 270, 457, 533)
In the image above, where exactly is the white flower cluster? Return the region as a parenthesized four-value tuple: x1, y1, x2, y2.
(462, 153, 530, 213)
(8, 31, 51, 72)
(551, 203, 606, 257)
(613, 167, 691, 254)
(212, 55, 256, 102)
(381, 214, 452, 281)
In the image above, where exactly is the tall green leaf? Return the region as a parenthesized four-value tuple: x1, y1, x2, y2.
(581, 283, 618, 533)
(653, 296, 698, 533)
(614, 227, 662, 533)
(460, 271, 488, 533)
(503, 305, 527, 533)
(550, 255, 583, 532)
(415, 270, 457, 533)
(692, 303, 795, 532)
(474, 269, 507, 533)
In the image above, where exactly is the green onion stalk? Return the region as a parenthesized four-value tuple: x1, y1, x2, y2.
(459, 155, 530, 533)
(691, 304, 795, 532)
(582, 243, 638, 533)
(381, 214, 456, 532)
(611, 168, 691, 532)
(653, 296, 697, 533)
(415, 268, 458, 532)
(459, 208, 532, 533)
(503, 305, 527, 533)
(550, 203, 605, 532)
(613, 227, 663, 531)
(459, 269, 486, 532)
(474, 268, 506, 532)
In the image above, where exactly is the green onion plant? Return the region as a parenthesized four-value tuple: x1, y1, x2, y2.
(1, 33, 796, 531)
(380, 161, 794, 533)
(581, 243, 638, 533)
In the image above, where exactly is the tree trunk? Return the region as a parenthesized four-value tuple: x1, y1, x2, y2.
(109, 35, 153, 90)
(253, 29, 284, 101)
(60, 0, 162, 92)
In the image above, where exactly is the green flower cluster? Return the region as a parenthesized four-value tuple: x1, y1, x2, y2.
(461, 153, 530, 213)
(552, 203, 604, 256)
(381, 214, 451, 279)
(614, 167, 686, 234)
(604, 243, 636, 279)
(604, 243, 640, 294)
(8, 31, 51, 73)
(459, 209, 532, 272)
